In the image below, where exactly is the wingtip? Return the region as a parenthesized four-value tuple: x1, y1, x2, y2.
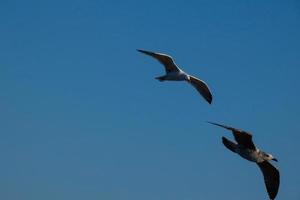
(202, 94, 212, 104)
(207, 92, 213, 104)
(208, 98, 212, 104)
(207, 121, 230, 130)
(137, 49, 148, 54)
(206, 121, 218, 126)
(208, 92, 213, 104)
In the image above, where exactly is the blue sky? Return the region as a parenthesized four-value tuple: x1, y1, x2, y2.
(1, 0, 300, 199)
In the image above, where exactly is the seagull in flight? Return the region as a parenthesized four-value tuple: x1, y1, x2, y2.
(208, 122, 280, 200)
(137, 49, 213, 104)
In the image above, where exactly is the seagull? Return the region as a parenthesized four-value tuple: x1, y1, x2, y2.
(137, 49, 213, 104)
(208, 122, 280, 200)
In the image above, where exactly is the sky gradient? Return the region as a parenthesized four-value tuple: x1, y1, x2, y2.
(1, 0, 300, 200)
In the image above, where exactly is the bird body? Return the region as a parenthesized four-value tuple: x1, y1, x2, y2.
(235, 145, 270, 163)
(223, 138, 273, 163)
(236, 146, 260, 162)
(155, 70, 189, 81)
(137, 49, 213, 104)
(209, 122, 280, 200)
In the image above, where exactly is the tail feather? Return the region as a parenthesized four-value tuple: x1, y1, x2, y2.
(155, 76, 166, 82)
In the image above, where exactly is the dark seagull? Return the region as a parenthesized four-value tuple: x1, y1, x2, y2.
(208, 122, 280, 200)
(137, 49, 213, 104)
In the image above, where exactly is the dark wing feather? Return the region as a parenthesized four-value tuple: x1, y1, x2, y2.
(189, 76, 213, 104)
(222, 137, 237, 153)
(257, 161, 280, 200)
(137, 49, 180, 73)
(207, 122, 256, 150)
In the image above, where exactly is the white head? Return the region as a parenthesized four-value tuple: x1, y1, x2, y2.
(261, 151, 278, 162)
(184, 75, 191, 82)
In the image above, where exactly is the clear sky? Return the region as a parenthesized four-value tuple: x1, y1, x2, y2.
(1, 0, 300, 199)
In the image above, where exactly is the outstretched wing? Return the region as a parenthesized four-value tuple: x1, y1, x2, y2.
(257, 161, 280, 200)
(137, 49, 180, 73)
(207, 122, 256, 150)
(189, 76, 213, 104)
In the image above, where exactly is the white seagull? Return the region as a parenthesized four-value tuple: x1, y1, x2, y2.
(137, 49, 213, 104)
(208, 122, 280, 200)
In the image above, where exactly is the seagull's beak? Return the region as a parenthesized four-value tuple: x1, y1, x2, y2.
(272, 158, 278, 162)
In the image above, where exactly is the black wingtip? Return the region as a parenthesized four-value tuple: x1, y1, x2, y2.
(137, 49, 148, 54)
(206, 92, 213, 104)
(208, 98, 212, 104)
(202, 94, 212, 104)
(207, 89, 213, 104)
(207, 121, 224, 128)
(206, 121, 220, 126)
(207, 121, 231, 130)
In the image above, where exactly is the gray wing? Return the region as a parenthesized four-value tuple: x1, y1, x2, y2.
(137, 49, 180, 73)
(257, 161, 280, 200)
(207, 122, 256, 150)
(189, 76, 213, 104)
